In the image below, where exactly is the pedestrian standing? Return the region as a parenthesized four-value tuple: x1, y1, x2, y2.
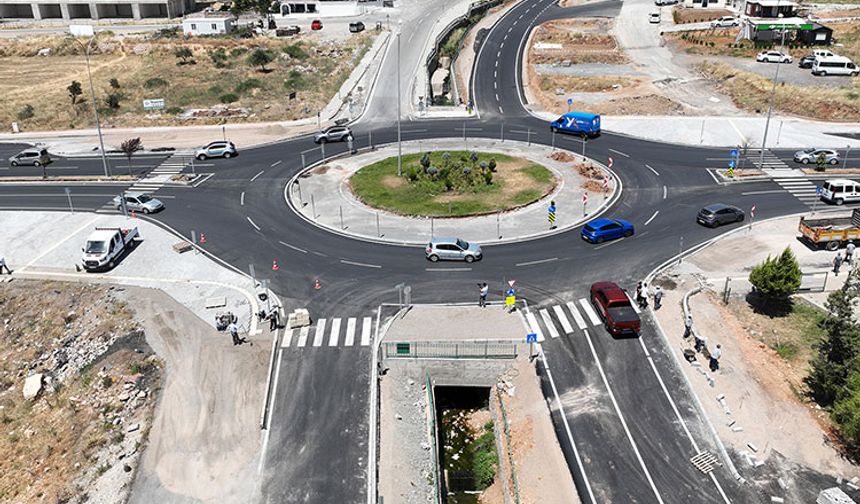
(635, 281, 644, 307)
(709, 344, 722, 372)
(268, 308, 279, 331)
(834, 253, 843, 276)
(227, 321, 240, 346)
(847, 241, 856, 266)
(0, 256, 10, 275)
(478, 282, 488, 308)
(640, 283, 650, 309)
(653, 286, 664, 310)
(683, 314, 693, 339)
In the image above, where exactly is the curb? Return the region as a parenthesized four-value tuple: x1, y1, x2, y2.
(282, 138, 622, 247)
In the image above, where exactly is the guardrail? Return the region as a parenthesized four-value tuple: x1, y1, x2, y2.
(383, 340, 519, 359)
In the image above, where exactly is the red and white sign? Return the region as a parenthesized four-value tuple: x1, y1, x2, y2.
(751, 205, 756, 218)
(583, 192, 589, 205)
(603, 177, 609, 189)
(608, 157, 614, 169)
(508, 280, 516, 287)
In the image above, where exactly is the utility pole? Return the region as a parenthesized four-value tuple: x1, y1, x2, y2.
(71, 31, 109, 178)
(759, 11, 786, 168)
(396, 22, 402, 177)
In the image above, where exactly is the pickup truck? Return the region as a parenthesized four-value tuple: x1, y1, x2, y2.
(82, 226, 139, 271)
(590, 281, 641, 335)
(799, 209, 860, 251)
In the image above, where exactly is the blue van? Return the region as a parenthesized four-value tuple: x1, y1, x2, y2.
(550, 112, 601, 138)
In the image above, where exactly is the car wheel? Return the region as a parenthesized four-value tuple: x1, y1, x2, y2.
(826, 241, 840, 251)
(429, 254, 439, 262)
(197, 154, 206, 160)
(624, 230, 633, 237)
(143, 208, 151, 214)
(10, 161, 17, 166)
(596, 236, 605, 244)
(829, 158, 839, 165)
(836, 198, 845, 206)
(465, 255, 475, 263)
(224, 152, 232, 159)
(108, 259, 115, 269)
(34, 161, 41, 166)
(822, 70, 827, 76)
(801, 158, 810, 164)
(736, 214, 744, 223)
(319, 137, 328, 143)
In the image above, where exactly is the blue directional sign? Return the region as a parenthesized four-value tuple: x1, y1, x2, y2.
(730, 149, 738, 157)
(506, 288, 515, 297)
(567, 98, 573, 106)
(526, 333, 537, 344)
(728, 159, 736, 169)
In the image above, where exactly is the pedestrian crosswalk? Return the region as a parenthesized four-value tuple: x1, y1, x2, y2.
(521, 298, 630, 341)
(746, 149, 790, 170)
(129, 155, 188, 193)
(774, 178, 819, 206)
(282, 315, 374, 348)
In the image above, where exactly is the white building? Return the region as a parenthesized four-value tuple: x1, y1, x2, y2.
(683, 0, 731, 9)
(274, 0, 363, 20)
(182, 12, 235, 35)
(0, 0, 191, 20)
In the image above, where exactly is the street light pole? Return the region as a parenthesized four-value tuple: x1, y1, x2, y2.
(396, 24, 402, 177)
(73, 34, 110, 177)
(758, 12, 786, 169)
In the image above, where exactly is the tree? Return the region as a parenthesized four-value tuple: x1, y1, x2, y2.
(816, 152, 827, 172)
(105, 93, 121, 110)
(247, 48, 274, 72)
(109, 78, 120, 89)
(67, 80, 83, 106)
(748, 247, 802, 301)
(174, 47, 194, 65)
(120, 137, 143, 175)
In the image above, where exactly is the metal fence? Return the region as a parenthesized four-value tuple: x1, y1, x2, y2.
(426, 374, 442, 504)
(798, 271, 830, 292)
(383, 340, 519, 359)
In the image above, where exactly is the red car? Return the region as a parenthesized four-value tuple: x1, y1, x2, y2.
(590, 282, 641, 335)
(311, 19, 323, 30)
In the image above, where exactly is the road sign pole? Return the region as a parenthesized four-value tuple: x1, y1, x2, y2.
(65, 188, 74, 214)
(311, 194, 316, 219)
(340, 205, 344, 229)
(497, 212, 501, 239)
(527, 128, 532, 146)
(301, 152, 306, 169)
(500, 122, 504, 142)
(376, 212, 381, 237)
(320, 142, 326, 161)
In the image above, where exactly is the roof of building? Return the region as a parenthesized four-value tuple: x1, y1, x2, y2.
(183, 11, 235, 20)
(747, 0, 797, 7)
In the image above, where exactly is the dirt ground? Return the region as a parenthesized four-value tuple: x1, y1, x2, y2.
(671, 6, 732, 24)
(0, 31, 371, 131)
(126, 286, 269, 503)
(456, 0, 519, 102)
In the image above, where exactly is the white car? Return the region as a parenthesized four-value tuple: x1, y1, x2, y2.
(649, 11, 661, 23)
(710, 16, 739, 28)
(756, 51, 792, 64)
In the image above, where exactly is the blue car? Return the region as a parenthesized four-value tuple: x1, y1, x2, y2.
(581, 218, 634, 243)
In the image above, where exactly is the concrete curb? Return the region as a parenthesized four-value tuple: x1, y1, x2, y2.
(283, 138, 622, 247)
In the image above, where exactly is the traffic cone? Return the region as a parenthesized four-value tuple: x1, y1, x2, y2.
(130, 210, 136, 219)
(200, 233, 207, 244)
(314, 276, 321, 290)
(272, 260, 279, 271)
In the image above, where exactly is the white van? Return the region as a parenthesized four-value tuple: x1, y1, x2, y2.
(812, 56, 859, 76)
(821, 179, 860, 205)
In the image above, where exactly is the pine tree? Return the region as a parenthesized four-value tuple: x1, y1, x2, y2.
(748, 247, 801, 300)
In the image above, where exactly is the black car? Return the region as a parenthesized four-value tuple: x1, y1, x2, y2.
(697, 203, 745, 227)
(798, 55, 816, 69)
(349, 21, 365, 33)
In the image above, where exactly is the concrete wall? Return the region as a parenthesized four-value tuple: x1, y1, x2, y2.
(0, 0, 188, 19)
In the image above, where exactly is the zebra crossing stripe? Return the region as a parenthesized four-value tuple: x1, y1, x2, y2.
(297, 326, 310, 347)
(525, 311, 545, 342)
(344, 318, 356, 346)
(540, 309, 560, 338)
(552, 305, 574, 334)
(313, 319, 327, 347)
(282, 328, 295, 348)
(579, 298, 602, 326)
(361, 317, 372, 346)
(566, 301, 587, 330)
(328, 317, 341, 347)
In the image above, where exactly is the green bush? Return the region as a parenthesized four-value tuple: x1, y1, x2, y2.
(165, 106, 183, 114)
(209, 47, 229, 68)
(284, 69, 303, 90)
(17, 104, 34, 120)
(748, 247, 801, 302)
(235, 78, 263, 94)
(282, 43, 308, 60)
(230, 47, 248, 57)
(472, 429, 497, 490)
(219, 93, 239, 103)
(144, 77, 168, 89)
(105, 93, 122, 109)
(247, 47, 275, 71)
(208, 84, 224, 96)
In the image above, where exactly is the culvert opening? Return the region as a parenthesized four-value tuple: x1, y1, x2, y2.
(434, 386, 498, 503)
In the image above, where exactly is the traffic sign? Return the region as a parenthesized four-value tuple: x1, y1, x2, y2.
(567, 98, 573, 106)
(548, 203, 556, 225)
(730, 149, 738, 157)
(608, 157, 614, 169)
(583, 192, 588, 205)
(526, 333, 537, 344)
(751, 205, 756, 218)
(728, 159, 736, 168)
(816, 185, 821, 195)
(506, 287, 515, 297)
(508, 279, 515, 287)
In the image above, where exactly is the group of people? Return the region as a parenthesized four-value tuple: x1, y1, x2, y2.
(635, 282, 664, 310)
(832, 241, 856, 276)
(683, 313, 721, 372)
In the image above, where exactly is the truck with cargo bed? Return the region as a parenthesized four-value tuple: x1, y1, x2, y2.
(81, 226, 140, 271)
(590, 281, 641, 335)
(798, 209, 860, 251)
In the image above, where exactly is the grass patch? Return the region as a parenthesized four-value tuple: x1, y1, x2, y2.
(732, 296, 826, 365)
(349, 151, 556, 217)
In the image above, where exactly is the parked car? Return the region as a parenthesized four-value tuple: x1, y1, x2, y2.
(710, 16, 739, 28)
(195, 141, 237, 160)
(756, 51, 792, 63)
(794, 147, 840, 165)
(654, 0, 679, 5)
(812, 55, 859, 76)
(112, 192, 164, 214)
(311, 19, 323, 30)
(590, 282, 641, 336)
(313, 125, 353, 144)
(9, 148, 50, 167)
(276, 25, 301, 36)
(819, 179, 860, 205)
(798, 55, 816, 68)
(648, 11, 661, 23)
(696, 203, 745, 227)
(425, 237, 482, 263)
(349, 21, 365, 33)
(581, 218, 634, 243)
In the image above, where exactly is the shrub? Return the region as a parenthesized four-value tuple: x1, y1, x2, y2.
(284, 69, 303, 89)
(67, 80, 83, 105)
(165, 106, 183, 114)
(219, 93, 239, 103)
(230, 47, 248, 57)
(235, 78, 263, 94)
(472, 429, 497, 490)
(816, 152, 827, 172)
(247, 47, 275, 71)
(209, 47, 229, 68)
(282, 43, 308, 60)
(144, 77, 168, 89)
(174, 47, 194, 65)
(109, 78, 120, 89)
(749, 247, 801, 300)
(17, 104, 34, 120)
(105, 93, 121, 109)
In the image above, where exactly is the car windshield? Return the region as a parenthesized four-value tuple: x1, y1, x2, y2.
(584, 224, 596, 232)
(803, 148, 815, 153)
(85, 241, 107, 254)
(701, 208, 715, 215)
(137, 194, 152, 203)
(456, 239, 469, 249)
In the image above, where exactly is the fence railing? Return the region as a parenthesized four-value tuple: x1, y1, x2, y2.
(383, 340, 519, 359)
(426, 374, 442, 504)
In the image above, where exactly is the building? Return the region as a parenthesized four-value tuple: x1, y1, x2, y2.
(274, 0, 365, 20)
(182, 11, 235, 35)
(796, 22, 833, 45)
(743, 0, 796, 18)
(0, 0, 191, 20)
(683, 0, 731, 10)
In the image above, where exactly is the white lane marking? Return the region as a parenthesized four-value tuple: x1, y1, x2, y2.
(240, 191, 245, 206)
(499, 105, 504, 114)
(609, 148, 630, 158)
(516, 257, 558, 267)
(579, 298, 601, 326)
(741, 189, 786, 196)
(540, 309, 560, 338)
(426, 267, 472, 272)
(340, 259, 382, 269)
(270, 160, 282, 167)
(246, 216, 261, 231)
(494, 70, 497, 79)
(297, 325, 310, 347)
(583, 329, 666, 504)
(625, 292, 641, 314)
(328, 317, 341, 347)
(645, 164, 660, 176)
(23, 215, 99, 271)
(279, 240, 308, 254)
(495, 60, 500, 68)
(313, 319, 327, 347)
(361, 317, 372, 346)
(525, 311, 545, 342)
(495, 93, 500, 101)
(281, 328, 295, 348)
(345, 318, 357, 347)
(566, 301, 587, 330)
(663, 185, 667, 199)
(250, 170, 265, 182)
(497, 50, 501, 58)
(594, 237, 625, 250)
(644, 210, 659, 226)
(553, 305, 574, 334)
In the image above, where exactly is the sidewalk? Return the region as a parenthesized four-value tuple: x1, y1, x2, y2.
(286, 138, 617, 245)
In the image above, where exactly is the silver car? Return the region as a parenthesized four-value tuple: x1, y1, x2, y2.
(313, 125, 353, 144)
(9, 148, 50, 166)
(794, 148, 840, 165)
(112, 191, 164, 214)
(425, 237, 483, 263)
(195, 141, 238, 160)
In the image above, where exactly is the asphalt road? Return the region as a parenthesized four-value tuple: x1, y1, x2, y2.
(0, 141, 169, 178)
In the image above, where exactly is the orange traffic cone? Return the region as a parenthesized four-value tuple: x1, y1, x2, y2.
(314, 277, 321, 290)
(272, 260, 279, 271)
(130, 210, 136, 219)
(200, 233, 207, 244)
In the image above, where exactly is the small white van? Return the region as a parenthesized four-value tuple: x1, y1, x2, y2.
(821, 179, 860, 205)
(812, 56, 860, 76)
